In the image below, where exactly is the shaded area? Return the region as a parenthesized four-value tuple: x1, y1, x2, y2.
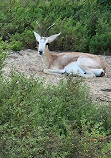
(101, 89, 111, 92)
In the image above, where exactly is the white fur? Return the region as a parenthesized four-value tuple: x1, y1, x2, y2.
(64, 61, 104, 77)
(91, 68, 104, 76)
(64, 62, 85, 74)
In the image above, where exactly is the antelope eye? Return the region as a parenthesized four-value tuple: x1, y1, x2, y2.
(46, 43, 49, 46)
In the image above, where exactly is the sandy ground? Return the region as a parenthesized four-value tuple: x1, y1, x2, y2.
(2, 49, 111, 103)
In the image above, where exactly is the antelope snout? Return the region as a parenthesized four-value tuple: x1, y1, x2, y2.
(38, 50, 43, 55)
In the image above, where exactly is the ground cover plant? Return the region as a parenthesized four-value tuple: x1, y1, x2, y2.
(0, 38, 8, 74)
(0, 73, 111, 158)
(0, 0, 111, 55)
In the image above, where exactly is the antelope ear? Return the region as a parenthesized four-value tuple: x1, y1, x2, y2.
(47, 32, 61, 43)
(33, 31, 41, 41)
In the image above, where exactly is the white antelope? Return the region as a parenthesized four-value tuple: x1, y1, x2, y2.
(34, 22, 106, 77)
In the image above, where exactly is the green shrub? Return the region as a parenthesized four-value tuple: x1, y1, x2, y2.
(0, 73, 111, 157)
(9, 41, 23, 51)
(0, 38, 7, 72)
(89, 16, 111, 55)
(0, 50, 6, 72)
(0, 0, 111, 54)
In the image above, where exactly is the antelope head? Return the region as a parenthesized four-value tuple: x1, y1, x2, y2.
(34, 21, 61, 55)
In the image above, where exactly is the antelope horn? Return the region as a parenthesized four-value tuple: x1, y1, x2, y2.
(45, 23, 55, 37)
(36, 21, 42, 36)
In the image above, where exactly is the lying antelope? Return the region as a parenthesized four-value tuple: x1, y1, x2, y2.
(33, 22, 106, 77)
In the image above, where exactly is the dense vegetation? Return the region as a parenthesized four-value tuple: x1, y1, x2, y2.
(0, 38, 7, 74)
(0, 0, 111, 55)
(0, 73, 111, 158)
(1, 0, 111, 157)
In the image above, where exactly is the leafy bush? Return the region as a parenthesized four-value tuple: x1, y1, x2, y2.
(89, 15, 111, 55)
(0, 38, 7, 72)
(9, 40, 23, 51)
(0, 73, 111, 157)
(0, 0, 111, 54)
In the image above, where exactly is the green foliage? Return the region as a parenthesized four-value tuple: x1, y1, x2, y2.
(0, 73, 111, 157)
(0, 0, 111, 54)
(89, 11, 111, 55)
(9, 41, 23, 51)
(0, 38, 7, 72)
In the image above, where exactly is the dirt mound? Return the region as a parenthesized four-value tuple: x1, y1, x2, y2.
(2, 49, 111, 103)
